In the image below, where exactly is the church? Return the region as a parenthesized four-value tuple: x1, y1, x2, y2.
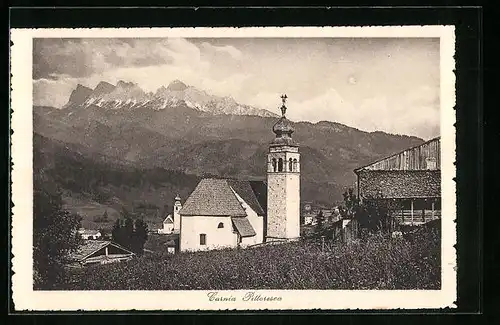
(175, 95, 301, 252)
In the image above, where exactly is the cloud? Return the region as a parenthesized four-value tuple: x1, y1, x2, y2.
(33, 77, 81, 107)
(248, 85, 439, 140)
(33, 38, 204, 80)
(200, 42, 243, 60)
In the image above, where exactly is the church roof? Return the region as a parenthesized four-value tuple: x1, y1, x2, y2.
(248, 180, 267, 214)
(231, 217, 257, 237)
(227, 179, 266, 215)
(163, 215, 174, 224)
(180, 178, 247, 217)
(180, 178, 267, 217)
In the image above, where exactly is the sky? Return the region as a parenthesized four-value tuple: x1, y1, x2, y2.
(33, 37, 440, 139)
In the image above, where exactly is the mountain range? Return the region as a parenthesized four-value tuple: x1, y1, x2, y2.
(34, 79, 425, 229)
(63, 79, 278, 118)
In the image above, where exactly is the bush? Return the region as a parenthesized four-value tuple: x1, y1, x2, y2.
(50, 227, 440, 291)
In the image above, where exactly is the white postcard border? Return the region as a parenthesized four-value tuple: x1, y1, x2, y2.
(10, 26, 457, 311)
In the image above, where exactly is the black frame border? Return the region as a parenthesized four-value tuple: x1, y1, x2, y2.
(7, 5, 483, 319)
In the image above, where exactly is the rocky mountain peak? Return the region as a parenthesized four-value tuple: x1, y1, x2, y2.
(93, 81, 116, 96)
(65, 84, 93, 107)
(116, 80, 137, 88)
(167, 79, 188, 92)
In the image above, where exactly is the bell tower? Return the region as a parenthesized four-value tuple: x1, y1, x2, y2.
(173, 194, 182, 233)
(266, 95, 300, 241)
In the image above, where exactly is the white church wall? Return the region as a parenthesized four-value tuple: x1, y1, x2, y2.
(231, 190, 264, 246)
(180, 215, 237, 252)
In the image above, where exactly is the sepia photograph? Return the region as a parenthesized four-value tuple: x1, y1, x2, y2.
(11, 26, 456, 310)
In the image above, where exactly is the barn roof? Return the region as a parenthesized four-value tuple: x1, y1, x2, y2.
(358, 170, 441, 199)
(354, 136, 441, 172)
(68, 240, 135, 262)
(231, 217, 257, 237)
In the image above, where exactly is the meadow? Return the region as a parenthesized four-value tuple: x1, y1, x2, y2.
(53, 226, 440, 290)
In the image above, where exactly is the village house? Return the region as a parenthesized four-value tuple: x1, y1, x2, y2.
(301, 201, 315, 225)
(178, 95, 300, 252)
(158, 215, 174, 234)
(77, 228, 102, 240)
(67, 240, 135, 267)
(354, 137, 441, 226)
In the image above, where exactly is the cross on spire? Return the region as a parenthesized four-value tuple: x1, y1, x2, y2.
(281, 94, 288, 105)
(280, 94, 288, 117)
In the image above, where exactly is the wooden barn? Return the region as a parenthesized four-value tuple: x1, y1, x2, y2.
(67, 240, 135, 267)
(354, 137, 441, 226)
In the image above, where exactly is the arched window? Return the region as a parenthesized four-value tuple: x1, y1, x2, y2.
(217, 222, 224, 229)
(289, 158, 293, 171)
(200, 233, 206, 245)
(293, 159, 298, 172)
(272, 158, 277, 172)
(278, 158, 283, 172)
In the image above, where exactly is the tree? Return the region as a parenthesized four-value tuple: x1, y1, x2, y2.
(111, 216, 149, 255)
(340, 188, 360, 219)
(133, 219, 149, 255)
(314, 211, 325, 236)
(102, 210, 109, 222)
(123, 216, 135, 245)
(33, 174, 82, 289)
(340, 188, 396, 237)
(111, 218, 123, 244)
(99, 227, 110, 240)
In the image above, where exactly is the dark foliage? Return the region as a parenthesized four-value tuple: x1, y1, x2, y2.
(33, 173, 83, 289)
(339, 188, 396, 237)
(111, 214, 149, 255)
(93, 210, 110, 223)
(314, 211, 326, 237)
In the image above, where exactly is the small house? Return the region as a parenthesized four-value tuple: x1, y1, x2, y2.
(158, 215, 174, 234)
(77, 228, 102, 240)
(67, 240, 135, 267)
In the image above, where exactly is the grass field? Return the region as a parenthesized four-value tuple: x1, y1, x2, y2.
(50, 227, 440, 291)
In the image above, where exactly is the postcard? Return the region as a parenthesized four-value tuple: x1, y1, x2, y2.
(10, 26, 456, 310)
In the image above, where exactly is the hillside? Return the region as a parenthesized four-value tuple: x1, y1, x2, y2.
(34, 102, 422, 186)
(34, 133, 200, 230)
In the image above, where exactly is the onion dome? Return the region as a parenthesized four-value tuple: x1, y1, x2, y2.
(175, 194, 181, 201)
(271, 94, 297, 146)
